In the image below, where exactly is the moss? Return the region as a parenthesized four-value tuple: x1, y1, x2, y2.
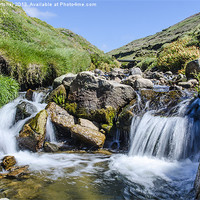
(91, 107, 116, 125)
(101, 124, 113, 133)
(64, 102, 78, 116)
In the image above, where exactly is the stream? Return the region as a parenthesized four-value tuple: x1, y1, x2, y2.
(0, 91, 199, 199)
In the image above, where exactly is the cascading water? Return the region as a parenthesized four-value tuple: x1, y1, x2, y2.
(0, 90, 199, 199)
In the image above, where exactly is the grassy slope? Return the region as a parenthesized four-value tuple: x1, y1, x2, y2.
(0, 1, 116, 90)
(108, 13, 200, 60)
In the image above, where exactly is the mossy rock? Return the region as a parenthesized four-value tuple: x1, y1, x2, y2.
(18, 110, 48, 152)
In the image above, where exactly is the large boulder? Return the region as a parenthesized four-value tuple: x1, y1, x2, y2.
(185, 59, 200, 80)
(68, 71, 136, 111)
(129, 67, 142, 76)
(70, 124, 105, 148)
(53, 73, 76, 89)
(46, 84, 66, 103)
(134, 78, 153, 90)
(46, 102, 75, 138)
(121, 75, 142, 88)
(17, 110, 48, 152)
(15, 101, 37, 122)
(78, 118, 99, 131)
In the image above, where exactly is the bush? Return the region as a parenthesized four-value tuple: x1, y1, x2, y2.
(157, 38, 200, 72)
(0, 75, 19, 107)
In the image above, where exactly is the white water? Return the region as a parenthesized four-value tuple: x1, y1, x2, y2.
(0, 91, 199, 199)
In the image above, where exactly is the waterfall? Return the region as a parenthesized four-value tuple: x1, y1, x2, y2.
(129, 97, 200, 160)
(46, 116, 56, 143)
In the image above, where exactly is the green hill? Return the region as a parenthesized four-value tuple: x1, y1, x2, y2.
(108, 13, 200, 72)
(0, 1, 118, 90)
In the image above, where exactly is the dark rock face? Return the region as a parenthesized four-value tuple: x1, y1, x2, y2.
(44, 142, 59, 152)
(17, 110, 48, 152)
(68, 71, 136, 111)
(185, 59, 200, 80)
(15, 101, 37, 122)
(25, 89, 34, 101)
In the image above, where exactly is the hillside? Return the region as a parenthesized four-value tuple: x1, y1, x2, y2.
(109, 13, 200, 62)
(0, 1, 118, 90)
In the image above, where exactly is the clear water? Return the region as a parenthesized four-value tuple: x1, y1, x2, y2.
(0, 92, 199, 199)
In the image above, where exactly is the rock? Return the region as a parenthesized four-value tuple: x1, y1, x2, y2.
(46, 84, 66, 103)
(121, 75, 142, 87)
(53, 73, 76, 89)
(18, 110, 48, 152)
(78, 118, 99, 131)
(46, 102, 75, 137)
(62, 73, 77, 91)
(1, 156, 16, 170)
(94, 69, 104, 76)
(70, 124, 105, 148)
(178, 81, 192, 88)
(68, 71, 136, 111)
(25, 89, 34, 101)
(188, 79, 198, 86)
(185, 59, 200, 80)
(134, 78, 154, 90)
(6, 165, 29, 178)
(43, 142, 59, 152)
(195, 163, 200, 199)
(129, 67, 142, 76)
(15, 101, 37, 122)
(165, 71, 173, 76)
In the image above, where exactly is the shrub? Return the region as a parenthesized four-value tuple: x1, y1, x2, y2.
(0, 75, 19, 107)
(157, 38, 200, 72)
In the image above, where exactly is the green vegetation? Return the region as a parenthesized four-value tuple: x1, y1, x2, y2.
(157, 38, 200, 72)
(194, 73, 200, 96)
(109, 12, 200, 73)
(0, 75, 19, 107)
(0, 1, 118, 89)
(53, 94, 66, 107)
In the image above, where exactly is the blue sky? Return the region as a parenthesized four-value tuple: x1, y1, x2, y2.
(11, 0, 200, 52)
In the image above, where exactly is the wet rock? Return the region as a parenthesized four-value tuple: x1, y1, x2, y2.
(178, 81, 192, 88)
(129, 67, 142, 76)
(121, 75, 142, 88)
(1, 156, 16, 170)
(78, 118, 99, 131)
(195, 163, 200, 199)
(46, 102, 75, 137)
(134, 78, 153, 90)
(94, 69, 104, 76)
(165, 71, 173, 76)
(70, 124, 105, 148)
(15, 101, 37, 122)
(44, 142, 59, 152)
(185, 59, 200, 80)
(46, 84, 66, 103)
(18, 110, 48, 152)
(25, 89, 34, 101)
(53, 73, 76, 89)
(188, 79, 198, 86)
(68, 71, 136, 111)
(6, 165, 29, 178)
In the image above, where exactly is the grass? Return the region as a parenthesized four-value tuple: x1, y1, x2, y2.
(157, 38, 200, 72)
(0, 75, 19, 107)
(0, 1, 118, 89)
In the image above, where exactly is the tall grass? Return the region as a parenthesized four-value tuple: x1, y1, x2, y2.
(157, 38, 200, 72)
(0, 75, 19, 107)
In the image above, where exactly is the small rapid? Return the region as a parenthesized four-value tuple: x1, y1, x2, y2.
(0, 90, 199, 199)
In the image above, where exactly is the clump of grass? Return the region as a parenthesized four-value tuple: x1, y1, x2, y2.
(0, 75, 19, 107)
(157, 38, 200, 72)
